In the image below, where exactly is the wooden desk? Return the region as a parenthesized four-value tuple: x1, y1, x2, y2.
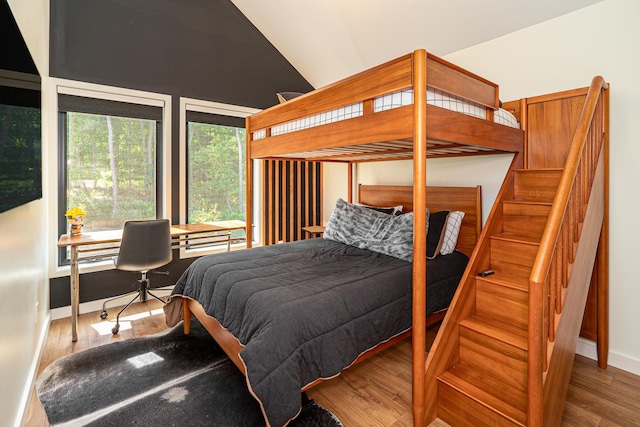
(58, 221, 247, 341)
(203, 220, 248, 242)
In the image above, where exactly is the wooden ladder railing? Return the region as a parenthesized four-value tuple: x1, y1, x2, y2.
(527, 76, 609, 426)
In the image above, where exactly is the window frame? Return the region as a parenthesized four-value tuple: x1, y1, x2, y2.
(179, 97, 260, 258)
(49, 79, 172, 277)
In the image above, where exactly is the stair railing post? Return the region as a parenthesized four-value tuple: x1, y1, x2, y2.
(528, 277, 545, 427)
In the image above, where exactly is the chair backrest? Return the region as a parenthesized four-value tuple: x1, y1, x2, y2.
(115, 219, 172, 272)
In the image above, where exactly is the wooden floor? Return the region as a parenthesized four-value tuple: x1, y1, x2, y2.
(25, 301, 640, 426)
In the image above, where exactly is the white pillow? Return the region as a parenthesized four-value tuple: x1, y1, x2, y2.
(440, 211, 465, 255)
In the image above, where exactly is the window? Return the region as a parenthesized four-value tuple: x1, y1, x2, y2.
(181, 100, 259, 253)
(58, 93, 164, 264)
(187, 113, 245, 241)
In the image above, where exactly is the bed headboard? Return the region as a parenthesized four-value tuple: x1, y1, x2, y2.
(357, 184, 482, 257)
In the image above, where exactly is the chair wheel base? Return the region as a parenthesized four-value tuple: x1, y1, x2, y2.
(100, 310, 108, 319)
(112, 325, 120, 335)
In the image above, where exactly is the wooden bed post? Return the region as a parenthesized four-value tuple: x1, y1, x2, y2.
(245, 117, 253, 248)
(182, 298, 191, 334)
(412, 48, 428, 427)
(597, 84, 610, 368)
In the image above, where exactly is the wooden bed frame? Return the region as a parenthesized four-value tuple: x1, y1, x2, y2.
(358, 184, 482, 258)
(179, 48, 608, 426)
(241, 49, 523, 424)
(175, 49, 523, 424)
(181, 184, 482, 389)
(245, 51, 522, 163)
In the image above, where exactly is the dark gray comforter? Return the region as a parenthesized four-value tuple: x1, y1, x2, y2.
(169, 238, 467, 426)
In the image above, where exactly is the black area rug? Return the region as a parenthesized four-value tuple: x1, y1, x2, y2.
(36, 320, 342, 427)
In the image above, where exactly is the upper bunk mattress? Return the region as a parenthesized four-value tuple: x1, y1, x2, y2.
(375, 88, 520, 128)
(255, 87, 519, 141)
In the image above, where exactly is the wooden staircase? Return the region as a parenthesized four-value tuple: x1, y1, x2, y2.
(421, 76, 610, 426)
(437, 169, 561, 427)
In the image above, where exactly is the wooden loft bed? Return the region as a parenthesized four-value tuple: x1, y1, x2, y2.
(242, 49, 524, 425)
(246, 50, 522, 164)
(173, 48, 605, 426)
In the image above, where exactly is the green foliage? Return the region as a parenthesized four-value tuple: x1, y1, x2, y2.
(66, 113, 155, 231)
(65, 113, 246, 232)
(187, 122, 245, 223)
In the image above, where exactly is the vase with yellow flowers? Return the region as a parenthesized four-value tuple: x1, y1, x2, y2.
(65, 207, 87, 236)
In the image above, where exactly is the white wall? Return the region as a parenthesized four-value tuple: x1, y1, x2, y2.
(325, 0, 640, 375)
(323, 156, 514, 225)
(1, 1, 50, 426)
(446, 0, 640, 375)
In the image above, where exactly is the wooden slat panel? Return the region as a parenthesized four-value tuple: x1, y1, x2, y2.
(262, 160, 271, 245)
(289, 161, 295, 241)
(262, 160, 322, 244)
(276, 161, 282, 242)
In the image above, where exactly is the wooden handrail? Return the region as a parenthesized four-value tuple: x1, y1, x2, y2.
(526, 76, 608, 426)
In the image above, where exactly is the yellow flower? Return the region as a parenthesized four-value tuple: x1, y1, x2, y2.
(65, 207, 86, 218)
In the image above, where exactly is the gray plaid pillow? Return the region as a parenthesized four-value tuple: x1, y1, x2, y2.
(324, 198, 415, 261)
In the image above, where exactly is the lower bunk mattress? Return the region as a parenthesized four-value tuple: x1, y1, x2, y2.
(165, 238, 468, 426)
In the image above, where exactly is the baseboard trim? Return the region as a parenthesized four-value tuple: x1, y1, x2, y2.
(50, 286, 175, 321)
(17, 311, 51, 427)
(575, 337, 640, 376)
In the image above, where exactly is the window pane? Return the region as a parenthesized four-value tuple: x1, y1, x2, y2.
(66, 112, 157, 232)
(187, 122, 245, 231)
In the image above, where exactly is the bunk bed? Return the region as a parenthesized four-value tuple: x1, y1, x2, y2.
(166, 49, 524, 426)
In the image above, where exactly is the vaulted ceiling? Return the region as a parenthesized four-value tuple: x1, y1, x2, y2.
(0, 0, 38, 75)
(231, 0, 604, 88)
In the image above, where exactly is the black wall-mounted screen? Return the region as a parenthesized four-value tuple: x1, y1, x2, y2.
(1, 0, 42, 214)
(0, 85, 41, 213)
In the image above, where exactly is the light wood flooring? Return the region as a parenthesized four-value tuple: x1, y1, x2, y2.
(25, 300, 640, 426)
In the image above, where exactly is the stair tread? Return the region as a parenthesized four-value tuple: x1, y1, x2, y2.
(503, 200, 552, 207)
(515, 168, 564, 172)
(461, 313, 528, 350)
(491, 232, 541, 245)
(477, 272, 529, 292)
(439, 362, 527, 425)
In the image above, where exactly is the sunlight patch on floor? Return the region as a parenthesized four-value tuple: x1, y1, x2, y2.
(127, 351, 164, 368)
(90, 307, 166, 335)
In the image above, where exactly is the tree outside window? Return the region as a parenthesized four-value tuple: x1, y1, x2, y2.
(187, 120, 245, 237)
(65, 112, 157, 232)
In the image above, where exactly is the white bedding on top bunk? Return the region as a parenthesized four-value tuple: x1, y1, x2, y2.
(253, 88, 519, 140)
(376, 88, 520, 128)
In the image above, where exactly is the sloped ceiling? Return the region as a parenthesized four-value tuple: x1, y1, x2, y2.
(0, 0, 38, 75)
(50, 0, 314, 109)
(231, 0, 604, 88)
